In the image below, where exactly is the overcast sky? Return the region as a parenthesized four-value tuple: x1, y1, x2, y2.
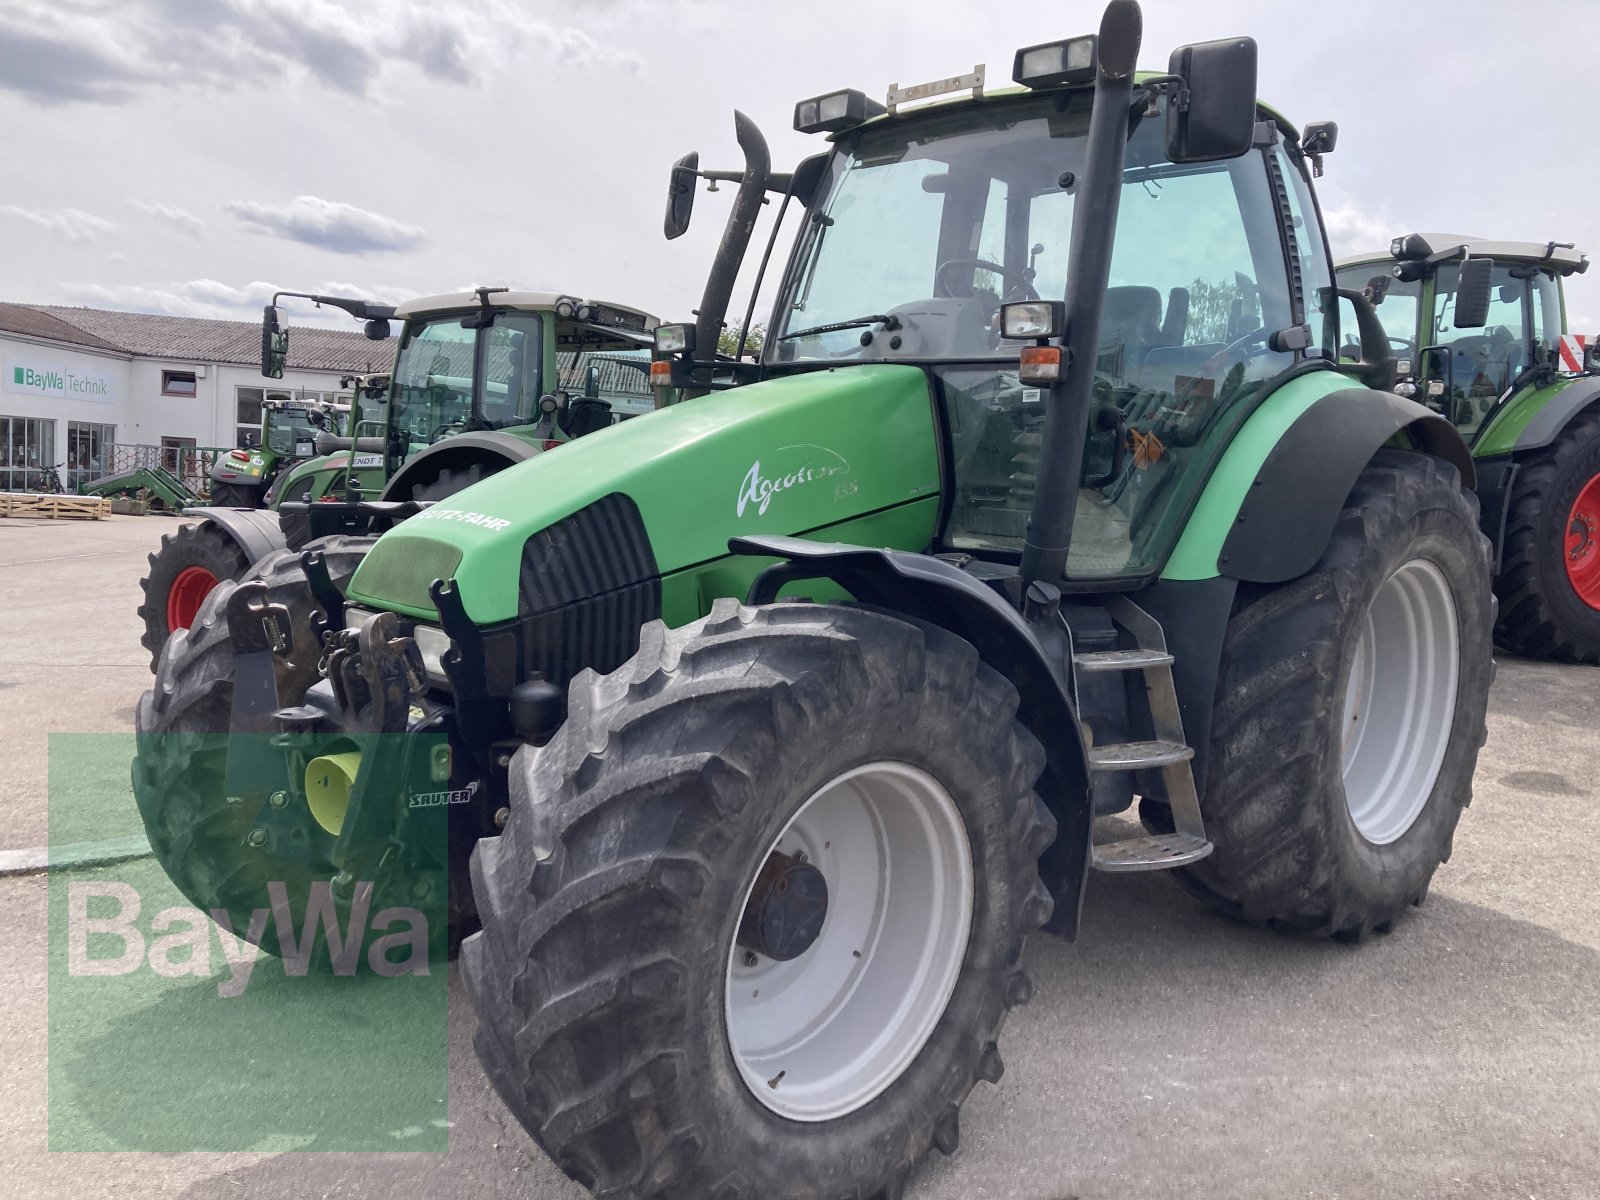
(3, 0, 1597, 335)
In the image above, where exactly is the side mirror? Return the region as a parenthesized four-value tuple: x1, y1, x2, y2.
(363, 318, 391, 341)
(1454, 257, 1496, 329)
(260, 305, 287, 379)
(789, 152, 830, 208)
(1333, 287, 1397, 391)
(1165, 37, 1258, 164)
(664, 151, 700, 240)
(1301, 120, 1338, 156)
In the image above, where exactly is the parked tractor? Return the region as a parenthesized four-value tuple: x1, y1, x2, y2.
(209, 395, 355, 508)
(134, 289, 658, 669)
(1336, 236, 1600, 663)
(134, 4, 1494, 1196)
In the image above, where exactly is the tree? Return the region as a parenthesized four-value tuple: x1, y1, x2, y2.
(717, 320, 765, 359)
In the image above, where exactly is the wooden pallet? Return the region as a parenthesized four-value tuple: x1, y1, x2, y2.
(0, 492, 114, 520)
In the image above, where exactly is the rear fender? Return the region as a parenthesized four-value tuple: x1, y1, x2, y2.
(1476, 373, 1600, 457)
(379, 431, 540, 501)
(732, 533, 1094, 941)
(1213, 388, 1475, 584)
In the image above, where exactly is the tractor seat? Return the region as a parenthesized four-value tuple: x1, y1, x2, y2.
(559, 398, 614, 439)
(1099, 286, 1165, 381)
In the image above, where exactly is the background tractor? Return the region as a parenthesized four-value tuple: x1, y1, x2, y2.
(1336, 236, 1600, 663)
(135, 289, 658, 669)
(134, 4, 1494, 1196)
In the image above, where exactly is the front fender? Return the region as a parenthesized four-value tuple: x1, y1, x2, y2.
(731, 533, 1094, 941)
(185, 506, 287, 566)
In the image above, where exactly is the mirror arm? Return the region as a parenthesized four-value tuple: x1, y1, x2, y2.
(1334, 287, 1397, 391)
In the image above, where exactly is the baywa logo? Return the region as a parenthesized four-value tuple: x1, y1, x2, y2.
(737, 445, 852, 518)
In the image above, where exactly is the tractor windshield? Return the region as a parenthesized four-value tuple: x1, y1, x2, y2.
(778, 92, 1309, 578)
(389, 311, 543, 451)
(1334, 263, 1420, 358)
(263, 406, 342, 457)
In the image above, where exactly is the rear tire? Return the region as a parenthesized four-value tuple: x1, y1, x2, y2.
(463, 600, 1056, 1199)
(209, 480, 260, 508)
(1144, 450, 1493, 937)
(137, 521, 252, 672)
(132, 536, 416, 964)
(410, 460, 501, 502)
(1494, 410, 1600, 664)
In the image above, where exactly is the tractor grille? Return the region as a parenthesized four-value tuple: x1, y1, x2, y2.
(519, 493, 660, 687)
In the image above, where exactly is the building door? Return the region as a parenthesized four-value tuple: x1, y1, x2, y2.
(1, 415, 56, 491)
(66, 421, 116, 491)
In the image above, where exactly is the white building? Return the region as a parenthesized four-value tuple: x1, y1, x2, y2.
(0, 304, 393, 490)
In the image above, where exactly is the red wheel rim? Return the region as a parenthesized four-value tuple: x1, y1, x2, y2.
(1567, 471, 1600, 611)
(167, 566, 220, 632)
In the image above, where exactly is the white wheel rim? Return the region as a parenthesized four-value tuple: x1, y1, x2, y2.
(1340, 558, 1460, 845)
(724, 761, 974, 1122)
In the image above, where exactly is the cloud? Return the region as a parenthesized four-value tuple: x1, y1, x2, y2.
(225, 196, 424, 255)
(60, 278, 417, 322)
(1319, 201, 1395, 259)
(132, 201, 205, 239)
(0, 0, 642, 107)
(0, 205, 116, 244)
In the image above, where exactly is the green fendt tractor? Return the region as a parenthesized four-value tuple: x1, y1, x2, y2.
(135, 289, 657, 668)
(1336, 236, 1600, 663)
(134, 5, 1494, 1195)
(208, 394, 357, 508)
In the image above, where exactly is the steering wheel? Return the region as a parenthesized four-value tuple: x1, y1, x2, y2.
(427, 422, 461, 442)
(1198, 326, 1274, 382)
(933, 258, 1039, 304)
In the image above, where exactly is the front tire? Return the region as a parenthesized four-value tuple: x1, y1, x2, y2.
(1145, 450, 1493, 937)
(463, 601, 1056, 1199)
(1495, 410, 1600, 664)
(133, 536, 396, 963)
(136, 521, 252, 672)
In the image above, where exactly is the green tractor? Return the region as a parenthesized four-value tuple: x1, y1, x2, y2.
(208, 394, 358, 508)
(1335, 235, 1600, 663)
(134, 4, 1494, 1195)
(135, 289, 658, 669)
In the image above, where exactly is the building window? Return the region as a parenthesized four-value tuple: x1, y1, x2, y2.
(160, 435, 197, 475)
(66, 421, 116, 491)
(0, 415, 57, 491)
(162, 370, 198, 397)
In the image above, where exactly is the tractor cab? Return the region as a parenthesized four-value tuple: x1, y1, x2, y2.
(382, 290, 658, 471)
(1336, 234, 1587, 436)
(260, 398, 347, 459)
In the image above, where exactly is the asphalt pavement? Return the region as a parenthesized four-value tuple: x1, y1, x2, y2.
(1, 512, 1597, 1200)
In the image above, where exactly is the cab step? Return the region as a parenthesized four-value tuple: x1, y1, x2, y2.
(1074, 647, 1175, 672)
(1092, 832, 1213, 872)
(1088, 739, 1193, 770)
(1085, 596, 1214, 874)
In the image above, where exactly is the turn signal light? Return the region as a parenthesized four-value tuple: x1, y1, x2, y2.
(1019, 346, 1062, 384)
(650, 360, 673, 384)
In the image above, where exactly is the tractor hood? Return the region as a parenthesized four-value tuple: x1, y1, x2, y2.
(346, 364, 941, 624)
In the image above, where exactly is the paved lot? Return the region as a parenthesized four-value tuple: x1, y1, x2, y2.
(2, 512, 1598, 1199)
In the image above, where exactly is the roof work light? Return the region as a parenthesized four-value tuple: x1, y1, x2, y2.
(794, 89, 886, 134)
(1012, 36, 1099, 89)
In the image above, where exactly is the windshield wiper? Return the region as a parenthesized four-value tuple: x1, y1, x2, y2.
(778, 313, 901, 342)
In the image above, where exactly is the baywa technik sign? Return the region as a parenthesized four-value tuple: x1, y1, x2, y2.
(5, 356, 116, 403)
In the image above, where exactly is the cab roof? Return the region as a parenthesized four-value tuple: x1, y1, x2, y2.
(394, 290, 659, 327)
(1336, 234, 1589, 276)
